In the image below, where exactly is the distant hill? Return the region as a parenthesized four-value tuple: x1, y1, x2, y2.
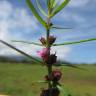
(0, 55, 33, 64)
(0, 55, 96, 65)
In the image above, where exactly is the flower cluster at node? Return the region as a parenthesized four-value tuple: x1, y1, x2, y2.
(39, 37, 46, 46)
(37, 48, 57, 65)
(45, 69, 62, 81)
(52, 69, 62, 81)
(39, 35, 56, 46)
(49, 35, 56, 45)
(38, 35, 57, 65)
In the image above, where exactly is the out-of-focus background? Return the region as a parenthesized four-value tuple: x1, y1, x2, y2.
(0, 0, 96, 96)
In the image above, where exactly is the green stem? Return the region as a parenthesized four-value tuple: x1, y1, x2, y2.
(46, 17, 52, 96)
(46, 29, 52, 89)
(46, 3, 53, 95)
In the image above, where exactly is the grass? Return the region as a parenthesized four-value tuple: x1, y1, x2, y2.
(0, 62, 96, 96)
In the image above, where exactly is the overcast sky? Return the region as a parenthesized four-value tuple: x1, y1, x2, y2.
(0, 0, 96, 63)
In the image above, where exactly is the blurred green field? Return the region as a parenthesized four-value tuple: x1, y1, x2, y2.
(0, 62, 96, 96)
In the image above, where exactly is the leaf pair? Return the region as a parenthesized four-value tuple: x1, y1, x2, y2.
(26, 0, 70, 29)
(50, 0, 70, 17)
(47, 0, 70, 17)
(12, 38, 96, 46)
(26, 0, 47, 29)
(0, 40, 90, 70)
(53, 38, 96, 46)
(36, 0, 47, 17)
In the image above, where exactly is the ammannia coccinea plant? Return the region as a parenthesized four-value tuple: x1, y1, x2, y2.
(0, 0, 96, 96)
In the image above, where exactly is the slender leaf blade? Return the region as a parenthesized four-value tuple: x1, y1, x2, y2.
(51, 0, 55, 8)
(0, 40, 42, 64)
(36, 0, 47, 17)
(53, 38, 96, 46)
(55, 63, 87, 71)
(47, 0, 51, 10)
(26, 0, 47, 28)
(51, 0, 70, 17)
(32, 80, 48, 85)
(52, 26, 72, 29)
(53, 0, 59, 8)
(12, 40, 42, 46)
(61, 64, 85, 70)
(37, 80, 48, 83)
(57, 85, 70, 96)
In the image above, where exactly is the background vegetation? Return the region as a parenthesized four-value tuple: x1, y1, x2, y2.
(0, 62, 96, 96)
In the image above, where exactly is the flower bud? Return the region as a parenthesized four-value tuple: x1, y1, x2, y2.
(52, 69, 62, 81)
(45, 70, 62, 81)
(39, 37, 46, 46)
(46, 54, 57, 65)
(49, 35, 56, 45)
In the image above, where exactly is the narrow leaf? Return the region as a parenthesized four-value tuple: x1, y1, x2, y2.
(55, 63, 87, 71)
(32, 80, 48, 85)
(57, 85, 63, 91)
(57, 85, 69, 96)
(0, 40, 42, 64)
(36, 0, 47, 17)
(53, 38, 96, 46)
(12, 40, 42, 46)
(47, 0, 51, 10)
(53, 0, 59, 8)
(37, 80, 48, 83)
(52, 26, 72, 29)
(61, 64, 87, 70)
(26, 0, 47, 28)
(51, 0, 55, 8)
(51, 0, 70, 17)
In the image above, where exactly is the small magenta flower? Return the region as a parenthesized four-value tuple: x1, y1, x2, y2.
(45, 69, 62, 81)
(52, 69, 62, 81)
(37, 48, 49, 61)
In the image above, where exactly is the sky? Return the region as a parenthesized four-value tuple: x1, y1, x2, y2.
(0, 0, 96, 64)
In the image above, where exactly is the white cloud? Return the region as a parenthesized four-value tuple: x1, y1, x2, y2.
(0, 20, 9, 40)
(10, 9, 38, 34)
(0, 0, 39, 56)
(0, 41, 43, 56)
(0, 0, 38, 40)
(0, 0, 71, 60)
(61, 11, 84, 22)
(69, 0, 90, 8)
(56, 0, 90, 8)
(0, 0, 12, 19)
(0, 40, 71, 61)
(51, 46, 71, 60)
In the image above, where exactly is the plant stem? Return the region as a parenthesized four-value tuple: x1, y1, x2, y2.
(46, 3, 53, 95)
(46, 17, 52, 96)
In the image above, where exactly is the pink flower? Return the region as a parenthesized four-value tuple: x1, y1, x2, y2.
(37, 48, 49, 61)
(52, 69, 62, 81)
(45, 69, 62, 81)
